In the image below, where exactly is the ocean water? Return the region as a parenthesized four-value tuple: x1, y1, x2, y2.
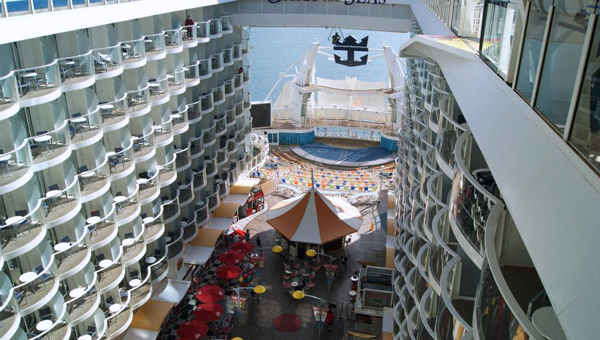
(247, 27, 411, 102)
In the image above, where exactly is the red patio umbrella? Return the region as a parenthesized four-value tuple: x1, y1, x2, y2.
(231, 229, 246, 237)
(195, 284, 225, 303)
(215, 265, 242, 280)
(231, 241, 254, 253)
(219, 249, 244, 265)
(193, 303, 224, 322)
(177, 320, 209, 339)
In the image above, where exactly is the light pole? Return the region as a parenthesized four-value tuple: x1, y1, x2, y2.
(292, 290, 328, 338)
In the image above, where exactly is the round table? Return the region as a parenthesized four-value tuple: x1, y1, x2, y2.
(71, 117, 87, 124)
(34, 135, 52, 143)
(137, 178, 149, 185)
(80, 171, 95, 179)
(143, 217, 155, 224)
(532, 307, 568, 340)
(19, 271, 37, 283)
(195, 200, 205, 207)
(54, 242, 71, 252)
(78, 335, 92, 340)
(0, 154, 11, 162)
(164, 237, 172, 243)
(113, 196, 127, 204)
(60, 60, 75, 66)
(99, 104, 114, 111)
(349, 290, 357, 297)
(149, 83, 160, 88)
(99, 259, 113, 269)
(291, 281, 299, 287)
(122, 238, 135, 246)
(167, 74, 174, 79)
(69, 287, 86, 299)
(171, 113, 182, 120)
(36, 320, 53, 332)
(22, 72, 38, 78)
(105, 151, 116, 157)
(5, 216, 24, 225)
(145, 256, 156, 264)
(179, 184, 188, 190)
(109, 303, 122, 313)
(351, 275, 359, 282)
(86, 216, 102, 225)
(46, 190, 62, 198)
(129, 279, 142, 287)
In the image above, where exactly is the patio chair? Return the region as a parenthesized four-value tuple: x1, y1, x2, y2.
(39, 307, 52, 321)
(0, 149, 12, 179)
(91, 210, 101, 217)
(78, 165, 89, 174)
(87, 326, 97, 337)
(69, 123, 84, 138)
(60, 235, 71, 244)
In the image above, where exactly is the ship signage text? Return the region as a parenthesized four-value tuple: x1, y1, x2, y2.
(267, 0, 387, 5)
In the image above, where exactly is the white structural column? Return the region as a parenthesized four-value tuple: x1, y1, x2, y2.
(288, 42, 320, 125)
(383, 45, 405, 131)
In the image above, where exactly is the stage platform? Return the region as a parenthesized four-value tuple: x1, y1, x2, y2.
(291, 142, 394, 168)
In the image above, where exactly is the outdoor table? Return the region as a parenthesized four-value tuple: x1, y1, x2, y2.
(113, 196, 127, 210)
(86, 216, 102, 225)
(36, 320, 53, 332)
(6, 215, 24, 226)
(129, 279, 142, 287)
(149, 82, 161, 97)
(145, 256, 156, 264)
(54, 242, 71, 253)
(21, 72, 38, 93)
(99, 104, 114, 118)
(122, 238, 135, 247)
(109, 303, 122, 313)
(78, 335, 92, 340)
(80, 171, 96, 187)
(71, 117, 87, 124)
(19, 271, 37, 283)
(69, 287, 86, 299)
(60, 60, 76, 79)
(165, 236, 172, 243)
(143, 217, 155, 224)
(99, 259, 113, 269)
(291, 281, 299, 288)
(45, 190, 63, 210)
(34, 135, 53, 153)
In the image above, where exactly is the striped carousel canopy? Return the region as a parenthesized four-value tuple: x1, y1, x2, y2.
(266, 186, 363, 245)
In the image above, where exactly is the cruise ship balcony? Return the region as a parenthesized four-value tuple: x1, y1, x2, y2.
(200, 92, 214, 114)
(233, 44, 243, 62)
(87, 207, 118, 251)
(438, 255, 476, 337)
(181, 24, 198, 48)
(122, 233, 146, 267)
(128, 270, 152, 309)
(187, 101, 202, 124)
(184, 61, 201, 88)
(120, 38, 146, 70)
(243, 91, 251, 110)
(13, 259, 60, 315)
(42, 178, 81, 227)
(0, 72, 20, 120)
(182, 217, 197, 242)
(143, 209, 165, 243)
(243, 65, 251, 84)
(78, 160, 111, 202)
(0, 204, 46, 259)
(0, 286, 21, 340)
(158, 158, 176, 187)
(55, 233, 91, 279)
(209, 19, 223, 39)
(234, 74, 244, 92)
(223, 48, 234, 67)
(0, 140, 34, 195)
(138, 171, 160, 205)
(225, 107, 236, 127)
(213, 84, 226, 107)
(154, 119, 174, 147)
(171, 108, 189, 135)
(221, 16, 233, 34)
(195, 200, 209, 226)
(99, 95, 129, 132)
(104, 292, 133, 338)
(196, 21, 210, 43)
(162, 195, 180, 225)
(92, 44, 124, 81)
(15, 61, 62, 107)
(29, 306, 71, 340)
(449, 131, 502, 268)
(224, 78, 235, 98)
(58, 52, 95, 93)
(114, 190, 141, 226)
(149, 253, 169, 283)
(167, 69, 186, 95)
(147, 78, 169, 106)
(69, 109, 104, 149)
(143, 32, 167, 61)
(132, 130, 156, 163)
(107, 144, 135, 180)
(418, 287, 438, 339)
(190, 135, 204, 159)
(192, 166, 207, 192)
(435, 94, 466, 178)
(199, 58, 212, 80)
(175, 147, 191, 172)
(164, 28, 183, 54)
(126, 85, 151, 115)
(95, 250, 125, 293)
(203, 123, 216, 149)
(66, 275, 100, 326)
(179, 182, 194, 207)
(29, 122, 72, 171)
(211, 52, 224, 74)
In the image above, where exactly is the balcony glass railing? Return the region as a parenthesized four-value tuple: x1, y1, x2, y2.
(221, 16, 232, 31)
(197, 21, 210, 39)
(199, 58, 212, 77)
(126, 85, 150, 111)
(116, 189, 140, 222)
(209, 19, 222, 36)
(162, 195, 180, 222)
(211, 53, 223, 71)
(175, 147, 191, 169)
(15, 60, 61, 98)
(193, 166, 206, 191)
(148, 77, 168, 100)
(107, 143, 133, 175)
(181, 24, 197, 42)
(120, 38, 146, 62)
(436, 97, 465, 172)
(222, 48, 233, 65)
(153, 119, 173, 144)
(204, 152, 217, 176)
(87, 205, 117, 246)
(79, 158, 109, 195)
(184, 61, 200, 81)
(69, 107, 102, 143)
(203, 123, 216, 146)
(207, 190, 220, 211)
(244, 91, 251, 109)
(224, 79, 234, 96)
(13, 259, 58, 310)
(200, 92, 214, 112)
(0, 201, 45, 257)
(233, 44, 242, 60)
(132, 129, 155, 159)
(0, 71, 19, 109)
(99, 95, 128, 127)
(66, 275, 98, 321)
(92, 44, 123, 74)
(243, 65, 250, 83)
(0, 139, 33, 186)
(167, 69, 185, 90)
(28, 121, 70, 164)
(105, 291, 132, 338)
(55, 232, 90, 276)
(158, 157, 176, 184)
(215, 115, 226, 135)
(213, 84, 225, 103)
(143, 32, 166, 55)
(187, 101, 201, 123)
(164, 29, 183, 49)
(190, 136, 204, 158)
(57, 51, 94, 84)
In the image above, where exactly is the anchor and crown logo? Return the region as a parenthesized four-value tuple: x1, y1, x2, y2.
(333, 35, 369, 67)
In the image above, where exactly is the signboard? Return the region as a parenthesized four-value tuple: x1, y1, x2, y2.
(250, 101, 272, 128)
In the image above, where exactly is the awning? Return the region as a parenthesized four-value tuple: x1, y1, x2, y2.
(191, 228, 224, 247)
(185, 246, 214, 265)
(207, 217, 233, 231)
(152, 279, 191, 304)
(130, 300, 175, 331)
(123, 328, 159, 340)
(214, 202, 241, 217)
(226, 194, 249, 205)
(230, 178, 260, 195)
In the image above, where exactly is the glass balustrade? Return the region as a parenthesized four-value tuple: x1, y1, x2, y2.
(214, 115, 226, 135)
(0, 201, 45, 257)
(92, 44, 123, 74)
(69, 107, 102, 144)
(28, 121, 70, 165)
(99, 94, 128, 128)
(107, 143, 133, 175)
(132, 129, 155, 159)
(222, 48, 233, 65)
(0, 139, 33, 188)
(190, 136, 204, 157)
(78, 158, 109, 195)
(55, 232, 90, 276)
(153, 119, 173, 144)
(15, 61, 61, 99)
(207, 190, 220, 211)
(233, 44, 242, 60)
(58, 51, 94, 85)
(209, 19, 222, 36)
(196, 21, 210, 39)
(224, 79, 234, 96)
(181, 24, 197, 42)
(125, 85, 150, 111)
(0, 71, 19, 110)
(204, 152, 217, 176)
(202, 123, 216, 145)
(243, 65, 250, 82)
(13, 260, 58, 311)
(167, 69, 185, 91)
(221, 16, 232, 32)
(143, 32, 166, 56)
(211, 53, 223, 71)
(120, 38, 145, 63)
(184, 61, 199, 81)
(164, 29, 183, 49)
(200, 92, 214, 112)
(175, 147, 191, 169)
(171, 108, 188, 133)
(199, 58, 212, 77)
(225, 108, 235, 126)
(213, 85, 224, 103)
(162, 196, 180, 221)
(244, 92, 251, 109)
(158, 157, 176, 184)
(148, 77, 168, 100)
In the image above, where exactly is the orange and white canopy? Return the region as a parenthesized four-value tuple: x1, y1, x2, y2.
(267, 187, 362, 245)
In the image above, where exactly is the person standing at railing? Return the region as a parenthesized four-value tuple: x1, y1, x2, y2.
(184, 15, 195, 40)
